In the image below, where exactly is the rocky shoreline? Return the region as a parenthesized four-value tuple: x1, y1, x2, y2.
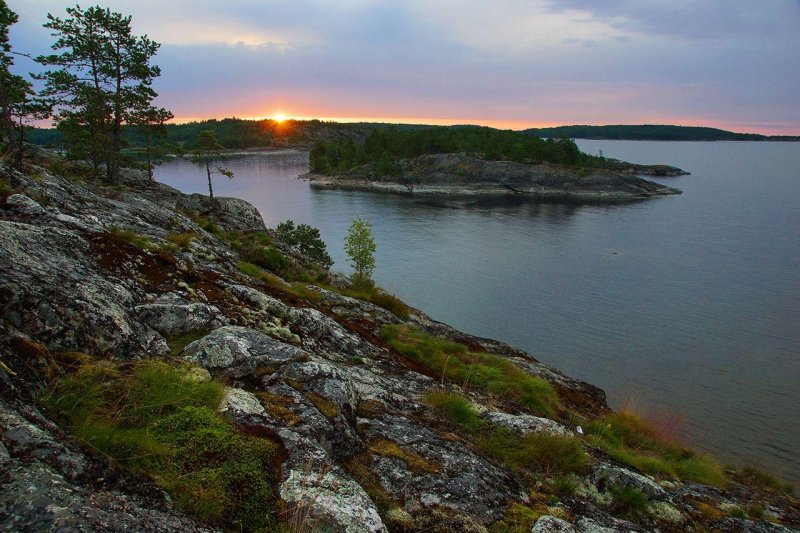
(1, 150, 797, 532)
(306, 153, 684, 201)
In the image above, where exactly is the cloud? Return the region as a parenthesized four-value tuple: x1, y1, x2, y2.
(8, 0, 800, 134)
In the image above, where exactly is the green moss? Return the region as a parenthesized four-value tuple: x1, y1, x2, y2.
(382, 325, 558, 417)
(586, 411, 727, 488)
(304, 391, 340, 418)
(726, 505, 748, 519)
(489, 503, 544, 533)
(423, 390, 586, 475)
(227, 231, 320, 282)
(40, 359, 279, 531)
(551, 474, 580, 497)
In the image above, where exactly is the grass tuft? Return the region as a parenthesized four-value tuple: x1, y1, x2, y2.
(476, 428, 589, 475)
(609, 486, 649, 517)
(423, 390, 484, 433)
(165, 232, 196, 251)
(109, 226, 151, 249)
(586, 410, 727, 487)
(383, 325, 558, 417)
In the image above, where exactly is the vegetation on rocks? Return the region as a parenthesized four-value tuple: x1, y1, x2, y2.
(40, 359, 280, 531)
(424, 390, 588, 475)
(310, 125, 585, 175)
(384, 325, 559, 417)
(586, 410, 727, 487)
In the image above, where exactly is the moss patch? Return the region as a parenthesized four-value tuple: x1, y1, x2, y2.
(304, 391, 340, 418)
(383, 325, 558, 417)
(166, 331, 208, 357)
(256, 392, 302, 427)
(368, 437, 439, 474)
(39, 359, 280, 531)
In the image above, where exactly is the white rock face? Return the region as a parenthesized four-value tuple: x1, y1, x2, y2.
(484, 411, 573, 436)
(280, 468, 387, 533)
(219, 388, 265, 416)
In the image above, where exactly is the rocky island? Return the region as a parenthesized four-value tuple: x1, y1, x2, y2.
(1, 149, 796, 532)
(306, 153, 684, 201)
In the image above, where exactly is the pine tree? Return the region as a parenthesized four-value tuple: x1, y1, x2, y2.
(37, 5, 163, 181)
(192, 130, 233, 211)
(0, 1, 50, 168)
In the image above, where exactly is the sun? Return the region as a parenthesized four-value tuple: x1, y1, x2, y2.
(272, 113, 288, 123)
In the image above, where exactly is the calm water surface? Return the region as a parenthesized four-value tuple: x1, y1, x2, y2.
(156, 141, 800, 484)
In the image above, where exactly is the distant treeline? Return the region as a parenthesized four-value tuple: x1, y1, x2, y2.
(27, 118, 359, 151)
(27, 119, 798, 156)
(309, 126, 592, 175)
(524, 124, 799, 141)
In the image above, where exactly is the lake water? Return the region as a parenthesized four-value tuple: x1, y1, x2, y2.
(156, 141, 800, 485)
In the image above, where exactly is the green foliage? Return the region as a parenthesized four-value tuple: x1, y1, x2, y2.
(310, 125, 587, 175)
(166, 331, 208, 356)
(476, 429, 589, 475)
(0, 1, 50, 167)
(227, 231, 319, 282)
(551, 474, 580, 496)
(423, 390, 484, 433)
(40, 359, 279, 531)
(382, 325, 558, 417)
(36, 5, 164, 181)
(165, 232, 196, 251)
(109, 226, 151, 249)
(586, 411, 727, 487)
(734, 465, 794, 494)
(335, 285, 410, 319)
(344, 217, 376, 287)
(609, 486, 649, 517)
(489, 503, 544, 533)
(192, 130, 233, 210)
(129, 106, 174, 180)
(275, 219, 333, 269)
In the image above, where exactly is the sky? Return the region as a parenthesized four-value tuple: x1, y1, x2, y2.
(10, 0, 800, 134)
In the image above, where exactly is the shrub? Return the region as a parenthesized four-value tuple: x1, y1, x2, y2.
(228, 231, 318, 282)
(40, 359, 279, 530)
(382, 325, 558, 417)
(275, 220, 333, 269)
(586, 410, 727, 487)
